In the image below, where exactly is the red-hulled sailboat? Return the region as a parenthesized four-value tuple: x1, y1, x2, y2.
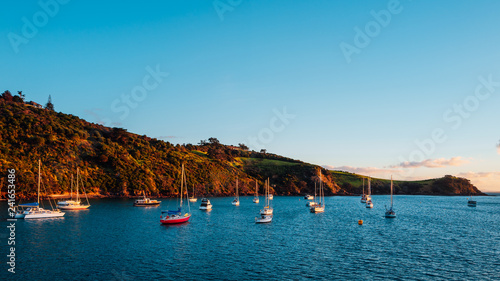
(160, 164, 191, 224)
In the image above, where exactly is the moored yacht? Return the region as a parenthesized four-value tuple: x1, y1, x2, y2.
(58, 168, 91, 210)
(15, 160, 65, 219)
(199, 198, 212, 210)
(365, 177, 373, 209)
(134, 190, 160, 207)
(232, 179, 240, 206)
(384, 176, 396, 218)
(253, 181, 259, 203)
(260, 178, 273, 215)
(310, 173, 325, 213)
(160, 164, 191, 224)
(467, 193, 477, 207)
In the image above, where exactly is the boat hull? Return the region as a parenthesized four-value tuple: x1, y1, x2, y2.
(310, 207, 325, 213)
(253, 199, 259, 203)
(199, 206, 212, 210)
(255, 215, 272, 223)
(188, 198, 197, 202)
(232, 201, 240, 206)
(133, 202, 160, 207)
(385, 210, 396, 218)
(58, 205, 90, 210)
(25, 212, 65, 219)
(160, 214, 191, 224)
(260, 208, 273, 215)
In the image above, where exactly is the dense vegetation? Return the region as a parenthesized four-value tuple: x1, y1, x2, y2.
(0, 91, 484, 199)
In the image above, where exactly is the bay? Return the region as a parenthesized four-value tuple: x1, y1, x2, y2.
(2, 195, 500, 280)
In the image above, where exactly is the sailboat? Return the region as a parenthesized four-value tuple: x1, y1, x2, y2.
(385, 176, 396, 218)
(232, 178, 240, 206)
(256, 179, 273, 223)
(365, 177, 373, 208)
(58, 168, 91, 210)
(467, 192, 477, 207)
(189, 185, 197, 202)
(253, 181, 259, 203)
(133, 190, 160, 207)
(160, 164, 191, 224)
(306, 182, 318, 207)
(310, 173, 325, 213)
(361, 178, 367, 203)
(15, 160, 65, 219)
(260, 179, 273, 215)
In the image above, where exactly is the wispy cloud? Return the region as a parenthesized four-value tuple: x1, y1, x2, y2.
(323, 165, 394, 175)
(458, 171, 500, 178)
(389, 157, 469, 169)
(457, 171, 500, 192)
(157, 136, 177, 140)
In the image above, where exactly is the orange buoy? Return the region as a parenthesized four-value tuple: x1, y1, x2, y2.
(358, 220, 363, 225)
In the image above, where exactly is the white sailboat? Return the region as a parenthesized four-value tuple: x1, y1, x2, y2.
(467, 192, 477, 207)
(306, 182, 318, 207)
(361, 178, 367, 203)
(189, 185, 197, 203)
(15, 160, 65, 219)
(310, 173, 325, 213)
(58, 168, 91, 210)
(253, 181, 259, 203)
(260, 178, 273, 215)
(232, 178, 240, 206)
(385, 176, 396, 218)
(365, 177, 373, 208)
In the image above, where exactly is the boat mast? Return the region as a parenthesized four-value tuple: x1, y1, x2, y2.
(368, 177, 371, 196)
(236, 178, 238, 199)
(76, 168, 80, 201)
(37, 159, 41, 205)
(362, 178, 365, 196)
(390, 175, 393, 208)
(255, 181, 258, 197)
(180, 164, 184, 207)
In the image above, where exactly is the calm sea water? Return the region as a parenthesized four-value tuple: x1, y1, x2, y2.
(2, 195, 500, 280)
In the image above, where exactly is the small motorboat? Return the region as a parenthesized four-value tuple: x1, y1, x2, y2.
(134, 191, 160, 207)
(199, 198, 212, 210)
(304, 194, 314, 200)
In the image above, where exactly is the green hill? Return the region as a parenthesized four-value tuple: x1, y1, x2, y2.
(0, 91, 485, 198)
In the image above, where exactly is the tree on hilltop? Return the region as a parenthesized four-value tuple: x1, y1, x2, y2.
(45, 95, 54, 111)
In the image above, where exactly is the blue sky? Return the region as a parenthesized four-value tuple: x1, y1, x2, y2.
(2, 0, 499, 191)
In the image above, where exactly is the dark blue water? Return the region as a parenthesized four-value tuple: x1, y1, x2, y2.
(2, 195, 500, 280)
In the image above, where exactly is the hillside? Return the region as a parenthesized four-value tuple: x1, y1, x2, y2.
(0, 92, 485, 198)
